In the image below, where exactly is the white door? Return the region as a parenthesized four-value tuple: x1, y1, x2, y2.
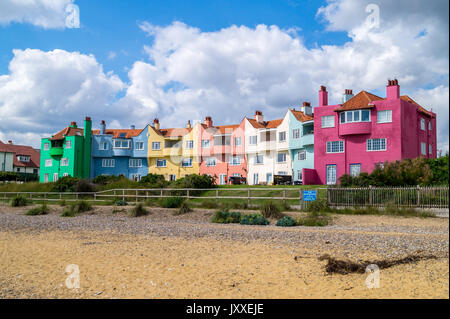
(253, 173, 259, 185)
(219, 174, 226, 185)
(53, 173, 59, 182)
(266, 173, 272, 184)
(44, 174, 49, 183)
(326, 165, 337, 185)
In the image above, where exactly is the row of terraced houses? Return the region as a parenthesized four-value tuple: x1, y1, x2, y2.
(39, 80, 437, 185)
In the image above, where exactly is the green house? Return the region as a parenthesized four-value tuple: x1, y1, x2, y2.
(39, 117, 92, 183)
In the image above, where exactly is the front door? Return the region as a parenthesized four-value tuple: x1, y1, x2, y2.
(326, 165, 337, 185)
(219, 174, 226, 185)
(266, 173, 273, 184)
(53, 173, 59, 182)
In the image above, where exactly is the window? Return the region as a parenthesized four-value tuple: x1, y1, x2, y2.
(99, 142, 108, 150)
(253, 173, 259, 185)
(266, 173, 273, 184)
(44, 174, 49, 183)
(219, 174, 226, 185)
(278, 171, 288, 175)
(169, 174, 176, 181)
(202, 140, 210, 148)
(185, 140, 194, 149)
(374, 162, 385, 169)
(17, 155, 30, 162)
(61, 158, 69, 167)
(340, 110, 370, 123)
(53, 173, 59, 182)
(279, 131, 286, 142)
(16, 168, 20, 172)
(367, 138, 387, 151)
(428, 121, 432, 130)
(102, 159, 115, 167)
(249, 136, 257, 145)
(420, 118, 426, 131)
(298, 170, 303, 182)
(44, 143, 50, 151)
(156, 159, 166, 167)
(131, 174, 142, 182)
(234, 137, 242, 146)
(298, 150, 306, 161)
(152, 142, 161, 150)
(421, 142, 426, 155)
(292, 129, 300, 139)
(326, 141, 344, 153)
(277, 152, 287, 163)
(65, 140, 72, 149)
(181, 158, 192, 167)
(254, 154, 264, 164)
(326, 165, 337, 185)
(321, 116, 335, 128)
(349, 164, 361, 177)
(113, 139, 130, 149)
(45, 159, 52, 167)
(63, 173, 69, 177)
(377, 110, 392, 123)
(129, 159, 142, 168)
(135, 142, 144, 150)
(429, 144, 432, 155)
(206, 157, 216, 167)
(229, 156, 241, 166)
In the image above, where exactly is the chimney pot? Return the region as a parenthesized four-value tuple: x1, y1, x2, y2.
(187, 120, 191, 129)
(254, 111, 264, 123)
(386, 79, 400, 99)
(85, 116, 91, 121)
(8, 140, 12, 144)
(302, 102, 311, 107)
(204, 116, 213, 128)
(319, 85, 328, 106)
(153, 118, 160, 130)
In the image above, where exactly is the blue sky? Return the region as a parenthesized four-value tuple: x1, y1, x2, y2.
(0, 0, 448, 152)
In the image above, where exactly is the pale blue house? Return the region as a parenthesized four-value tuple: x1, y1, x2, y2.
(288, 105, 314, 183)
(91, 121, 149, 181)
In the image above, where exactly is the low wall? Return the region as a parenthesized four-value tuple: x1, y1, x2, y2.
(302, 168, 320, 185)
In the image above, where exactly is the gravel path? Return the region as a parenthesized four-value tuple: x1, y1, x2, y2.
(1, 206, 448, 260)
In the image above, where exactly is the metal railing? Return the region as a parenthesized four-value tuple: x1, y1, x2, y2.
(327, 186, 449, 209)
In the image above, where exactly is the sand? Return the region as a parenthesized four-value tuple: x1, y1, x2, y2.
(0, 204, 448, 299)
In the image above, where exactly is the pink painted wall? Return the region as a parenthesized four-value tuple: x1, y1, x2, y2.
(313, 84, 437, 185)
(198, 119, 247, 184)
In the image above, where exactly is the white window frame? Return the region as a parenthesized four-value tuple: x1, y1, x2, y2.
(340, 109, 371, 124)
(234, 137, 242, 146)
(326, 141, 344, 153)
(367, 138, 387, 152)
(377, 110, 392, 123)
(292, 129, 300, 139)
(65, 140, 72, 149)
(156, 159, 167, 167)
(205, 157, 216, 167)
(420, 118, 426, 131)
(249, 136, 257, 145)
(185, 140, 194, 149)
(61, 158, 69, 167)
(135, 142, 144, 150)
(298, 170, 303, 182)
(202, 139, 210, 148)
(429, 144, 432, 155)
(428, 121, 432, 131)
(17, 155, 30, 162)
(421, 142, 427, 155)
(253, 173, 259, 185)
(321, 115, 335, 128)
(99, 142, 108, 150)
(44, 143, 50, 151)
(129, 158, 142, 168)
(349, 164, 361, 177)
(298, 150, 306, 161)
(152, 142, 161, 150)
(102, 159, 115, 167)
(181, 158, 193, 167)
(53, 173, 59, 182)
(254, 154, 264, 165)
(113, 139, 131, 149)
(44, 173, 49, 183)
(277, 152, 287, 163)
(279, 131, 286, 142)
(326, 165, 337, 185)
(45, 159, 52, 167)
(229, 156, 241, 166)
(63, 173, 69, 177)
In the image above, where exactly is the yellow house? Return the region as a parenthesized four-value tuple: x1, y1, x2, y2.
(148, 118, 200, 180)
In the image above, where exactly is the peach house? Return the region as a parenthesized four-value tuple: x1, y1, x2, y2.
(310, 80, 437, 185)
(198, 116, 247, 184)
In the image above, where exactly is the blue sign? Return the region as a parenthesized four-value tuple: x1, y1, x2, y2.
(303, 190, 317, 201)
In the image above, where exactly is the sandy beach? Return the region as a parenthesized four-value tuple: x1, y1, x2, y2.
(0, 204, 448, 299)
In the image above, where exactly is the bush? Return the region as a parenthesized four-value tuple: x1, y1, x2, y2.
(172, 174, 216, 189)
(201, 201, 219, 209)
(211, 211, 242, 224)
(74, 200, 92, 213)
(174, 202, 192, 216)
(58, 199, 66, 207)
(0, 171, 19, 182)
(305, 199, 331, 213)
(260, 201, 284, 219)
(240, 214, 269, 225)
(130, 203, 149, 217)
(61, 205, 77, 217)
(159, 196, 185, 208)
(26, 204, 49, 216)
(114, 199, 128, 206)
(140, 174, 167, 188)
(74, 179, 96, 193)
(51, 176, 79, 192)
(276, 216, 297, 227)
(92, 175, 122, 185)
(296, 214, 330, 227)
(10, 195, 28, 207)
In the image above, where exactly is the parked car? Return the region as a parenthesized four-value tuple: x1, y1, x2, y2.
(273, 175, 292, 185)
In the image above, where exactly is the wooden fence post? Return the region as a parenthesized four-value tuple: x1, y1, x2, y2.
(417, 185, 421, 207)
(216, 189, 219, 205)
(369, 185, 373, 206)
(248, 189, 251, 206)
(122, 189, 125, 201)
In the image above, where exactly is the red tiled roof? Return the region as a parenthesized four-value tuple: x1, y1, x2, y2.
(290, 109, 314, 122)
(156, 127, 192, 137)
(0, 141, 40, 168)
(400, 95, 434, 117)
(92, 128, 143, 138)
(246, 118, 283, 129)
(334, 91, 383, 112)
(50, 126, 84, 140)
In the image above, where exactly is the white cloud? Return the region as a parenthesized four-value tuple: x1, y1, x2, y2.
(0, 0, 75, 29)
(0, 49, 125, 148)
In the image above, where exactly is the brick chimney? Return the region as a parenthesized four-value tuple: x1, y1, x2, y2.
(204, 116, 213, 128)
(70, 121, 77, 128)
(319, 86, 328, 106)
(187, 120, 191, 129)
(153, 118, 160, 130)
(342, 89, 354, 103)
(386, 79, 400, 100)
(100, 120, 106, 134)
(254, 110, 263, 123)
(301, 102, 312, 116)
(7, 140, 12, 145)
(130, 125, 135, 130)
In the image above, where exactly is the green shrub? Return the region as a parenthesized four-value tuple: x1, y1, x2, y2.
(10, 195, 28, 207)
(26, 204, 49, 216)
(130, 203, 149, 217)
(276, 216, 297, 227)
(114, 199, 128, 206)
(201, 201, 219, 209)
(296, 212, 331, 227)
(74, 179, 96, 193)
(174, 202, 192, 216)
(61, 206, 77, 217)
(211, 211, 242, 224)
(172, 174, 216, 189)
(140, 174, 167, 188)
(58, 199, 67, 207)
(260, 201, 284, 219)
(159, 196, 185, 208)
(74, 200, 92, 213)
(0, 171, 19, 182)
(240, 213, 269, 226)
(305, 199, 331, 213)
(92, 175, 122, 185)
(51, 176, 79, 192)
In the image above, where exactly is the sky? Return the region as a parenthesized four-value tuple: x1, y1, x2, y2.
(0, 0, 448, 153)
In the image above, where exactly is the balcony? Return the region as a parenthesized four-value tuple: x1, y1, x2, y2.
(301, 133, 314, 146)
(339, 122, 372, 136)
(162, 147, 182, 157)
(49, 147, 63, 157)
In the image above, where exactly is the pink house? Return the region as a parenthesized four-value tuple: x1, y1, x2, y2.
(312, 79, 437, 185)
(198, 116, 247, 184)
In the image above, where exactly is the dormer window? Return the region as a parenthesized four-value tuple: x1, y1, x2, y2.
(340, 110, 370, 123)
(113, 139, 131, 149)
(17, 155, 30, 162)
